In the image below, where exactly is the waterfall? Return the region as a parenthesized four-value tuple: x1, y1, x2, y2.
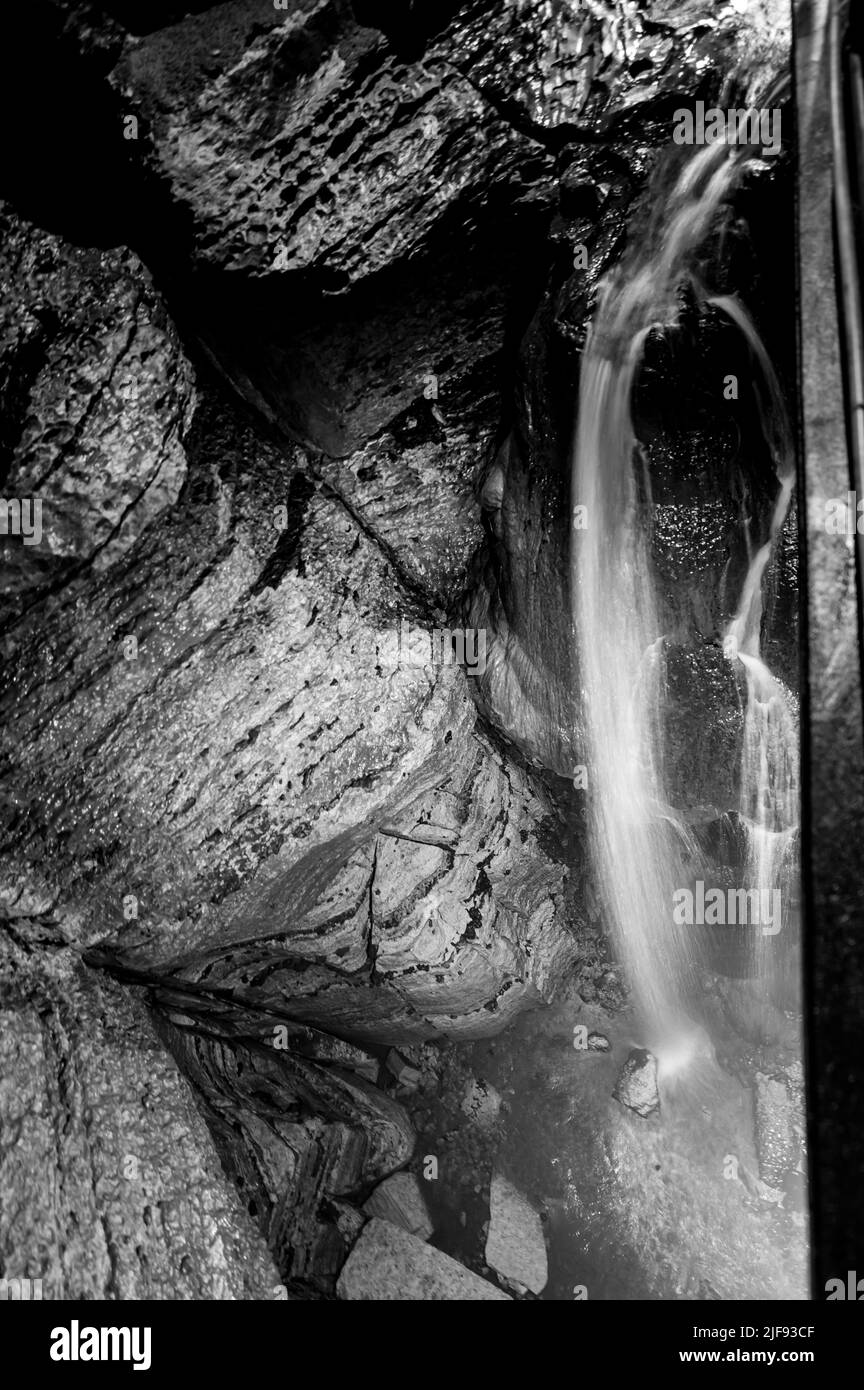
(714, 295, 799, 983)
(571, 144, 798, 1064)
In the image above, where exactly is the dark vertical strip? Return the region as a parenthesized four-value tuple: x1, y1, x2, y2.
(796, 0, 864, 1297)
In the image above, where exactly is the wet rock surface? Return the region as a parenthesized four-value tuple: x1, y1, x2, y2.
(613, 1048, 661, 1118)
(426, 980, 805, 1300)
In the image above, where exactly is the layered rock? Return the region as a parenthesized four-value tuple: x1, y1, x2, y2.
(159, 1019, 414, 1291)
(86, 725, 575, 1044)
(0, 920, 282, 1300)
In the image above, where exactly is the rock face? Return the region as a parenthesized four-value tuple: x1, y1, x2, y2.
(337, 1217, 510, 1300)
(160, 1019, 414, 1292)
(485, 1171, 548, 1295)
(0, 204, 196, 613)
(1, 362, 574, 1046)
(613, 1048, 660, 1118)
(0, 922, 281, 1300)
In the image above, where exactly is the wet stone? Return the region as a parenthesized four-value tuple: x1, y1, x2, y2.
(485, 1171, 548, 1295)
(337, 1218, 510, 1301)
(613, 1048, 660, 1117)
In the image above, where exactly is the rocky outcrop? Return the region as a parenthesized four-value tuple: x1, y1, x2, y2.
(82, 730, 574, 1044)
(1, 327, 574, 1044)
(0, 920, 282, 1300)
(159, 1019, 414, 1292)
(0, 204, 196, 614)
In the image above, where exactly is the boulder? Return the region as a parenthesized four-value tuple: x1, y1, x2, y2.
(363, 1172, 433, 1241)
(337, 1218, 510, 1301)
(485, 1171, 547, 1295)
(613, 1048, 660, 1118)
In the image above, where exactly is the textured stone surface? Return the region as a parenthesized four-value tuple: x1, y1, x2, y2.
(110, 2, 550, 283)
(0, 204, 196, 609)
(160, 1020, 414, 1291)
(753, 1072, 797, 1189)
(461, 1075, 502, 1129)
(2, 373, 574, 1049)
(363, 1172, 433, 1241)
(613, 1048, 660, 1118)
(485, 1170, 547, 1295)
(0, 924, 282, 1300)
(337, 1216, 511, 1300)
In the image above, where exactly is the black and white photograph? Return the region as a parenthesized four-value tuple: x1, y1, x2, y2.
(0, 0, 862, 1353)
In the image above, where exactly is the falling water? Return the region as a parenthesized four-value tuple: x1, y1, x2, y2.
(715, 295, 800, 982)
(571, 145, 798, 1060)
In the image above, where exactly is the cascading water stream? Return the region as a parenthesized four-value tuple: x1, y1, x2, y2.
(571, 144, 799, 1068)
(715, 296, 800, 982)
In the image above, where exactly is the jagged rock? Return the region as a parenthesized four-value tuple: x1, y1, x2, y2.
(110, 4, 551, 285)
(587, 1031, 610, 1052)
(158, 1019, 415, 1291)
(328, 1200, 366, 1249)
(363, 1172, 433, 1241)
(385, 1050, 422, 1092)
(107, 2, 554, 460)
(0, 933, 281, 1300)
(753, 1073, 797, 1187)
(461, 1076, 503, 1128)
(613, 1048, 660, 1117)
(315, 417, 487, 608)
(0, 203, 196, 610)
(337, 1217, 510, 1300)
(485, 1171, 547, 1295)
